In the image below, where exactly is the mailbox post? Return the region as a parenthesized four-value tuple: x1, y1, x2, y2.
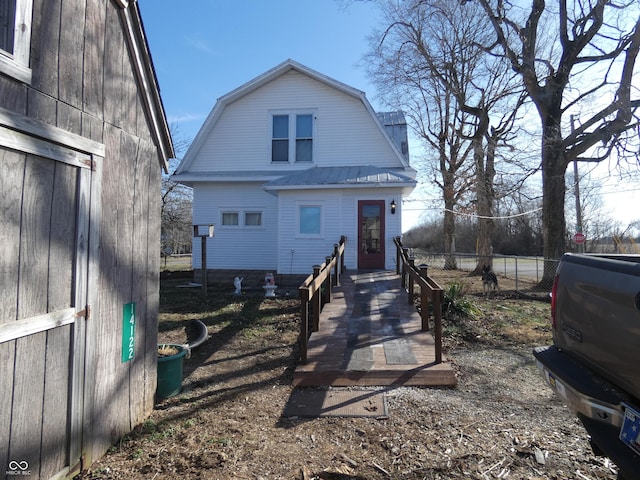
(193, 224, 214, 295)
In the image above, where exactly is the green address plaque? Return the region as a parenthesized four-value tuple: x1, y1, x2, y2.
(122, 302, 136, 363)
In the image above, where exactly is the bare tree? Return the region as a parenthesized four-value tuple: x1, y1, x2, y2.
(470, 0, 640, 281)
(161, 124, 193, 257)
(365, 0, 525, 270)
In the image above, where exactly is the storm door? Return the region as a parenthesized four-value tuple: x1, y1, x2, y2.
(358, 200, 385, 269)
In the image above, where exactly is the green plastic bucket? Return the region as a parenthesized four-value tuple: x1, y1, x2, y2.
(156, 344, 188, 400)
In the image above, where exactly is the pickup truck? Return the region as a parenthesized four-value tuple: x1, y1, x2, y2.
(533, 253, 640, 480)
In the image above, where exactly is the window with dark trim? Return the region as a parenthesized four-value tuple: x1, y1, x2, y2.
(271, 112, 314, 163)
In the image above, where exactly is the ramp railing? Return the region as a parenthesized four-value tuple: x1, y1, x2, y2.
(394, 236, 443, 364)
(298, 236, 347, 363)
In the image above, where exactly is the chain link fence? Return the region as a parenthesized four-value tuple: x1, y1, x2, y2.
(410, 251, 559, 295)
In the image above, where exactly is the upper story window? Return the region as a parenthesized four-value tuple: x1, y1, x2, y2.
(271, 112, 314, 163)
(0, 0, 33, 84)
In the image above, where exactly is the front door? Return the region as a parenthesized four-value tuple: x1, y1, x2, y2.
(358, 200, 385, 269)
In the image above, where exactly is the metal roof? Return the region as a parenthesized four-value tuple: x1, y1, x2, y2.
(376, 111, 406, 126)
(262, 166, 416, 191)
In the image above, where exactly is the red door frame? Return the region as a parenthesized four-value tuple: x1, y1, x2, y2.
(358, 200, 385, 269)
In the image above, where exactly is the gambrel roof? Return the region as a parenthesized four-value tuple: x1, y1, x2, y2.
(174, 59, 413, 177)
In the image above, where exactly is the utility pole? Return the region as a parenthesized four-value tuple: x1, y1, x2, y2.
(570, 115, 584, 253)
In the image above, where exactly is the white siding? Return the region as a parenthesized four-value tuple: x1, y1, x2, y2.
(276, 188, 405, 274)
(192, 183, 278, 270)
(189, 70, 404, 173)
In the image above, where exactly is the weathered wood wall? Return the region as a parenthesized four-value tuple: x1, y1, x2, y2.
(0, 0, 165, 478)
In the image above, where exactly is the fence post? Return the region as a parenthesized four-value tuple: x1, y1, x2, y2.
(395, 237, 401, 275)
(433, 289, 443, 364)
(324, 256, 333, 303)
(419, 264, 429, 332)
(333, 244, 340, 286)
(299, 287, 309, 363)
(407, 255, 416, 305)
(401, 247, 410, 289)
(312, 265, 321, 332)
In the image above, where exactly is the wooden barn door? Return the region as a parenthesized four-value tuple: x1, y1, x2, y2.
(0, 142, 97, 479)
(358, 200, 386, 269)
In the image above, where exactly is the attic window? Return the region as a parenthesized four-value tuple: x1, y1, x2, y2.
(271, 112, 314, 163)
(0, 0, 33, 84)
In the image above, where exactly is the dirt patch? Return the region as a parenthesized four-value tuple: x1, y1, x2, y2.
(76, 270, 619, 480)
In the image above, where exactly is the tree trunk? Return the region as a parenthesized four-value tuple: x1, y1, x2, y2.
(541, 119, 568, 283)
(474, 116, 495, 274)
(443, 172, 457, 270)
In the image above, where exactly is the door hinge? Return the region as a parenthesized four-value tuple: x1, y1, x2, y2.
(76, 305, 91, 320)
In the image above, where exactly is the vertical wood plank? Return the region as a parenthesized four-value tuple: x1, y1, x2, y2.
(48, 161, 77, 313)
(103, 4, 124, 127)
(130, 139, 150, 422)
(59, 0, 86, 108)
(66, 165, 91, 471)
(26, 89, 57, 126)
(123, 48, 138, 135)
(81, 155, 103, 468)
(119, 131, 136, 428)
(9, 332, 46, 477)
(57, 101, 83, 136)
(0, 149, 24, 325)
(0, 340, 16, 475)
(146, 143, 162, 411)
(81, 111, 105, 144)
(17, 155, 54, 321)
(29, 0, 61, 98)
(0, 75, 27, 114)
(40, 326, 71, 479)
(83, 0, 106, 117)
(92, 127, 119, 458)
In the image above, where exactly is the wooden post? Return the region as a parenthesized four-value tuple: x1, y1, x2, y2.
(299, 287, 310, 363)
(395, 236, 401, 275)
(433, 289, 443, 364)
(419, 264, 429, 332)
(201, 236, 207, 296)
(312, 265, 321, 332)
(325, 257, 333, 303)
(401, 247, 410, 289)
(407, 255, 415, 305)
(340, 236, 347, 272)
(333, 244, 340, 286)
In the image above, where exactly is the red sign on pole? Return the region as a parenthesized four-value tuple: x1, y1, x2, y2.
(574, 232, 586, 244)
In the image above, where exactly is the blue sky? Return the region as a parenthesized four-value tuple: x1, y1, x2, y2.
(138, 0, 382, 150)
(138, 0, 638, 229)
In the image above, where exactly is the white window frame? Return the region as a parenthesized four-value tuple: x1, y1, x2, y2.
(297, 203, 323, 238)
(0, 0, 33, 84)
(221, 211, 239, 227)
(244, 211, 263, 227)
(220, 209, 264, 229)
(269, 110, 315, 164)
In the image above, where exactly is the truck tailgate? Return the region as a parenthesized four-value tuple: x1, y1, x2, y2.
(554, 254, 640, 401)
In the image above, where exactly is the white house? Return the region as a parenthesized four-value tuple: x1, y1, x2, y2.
(172, 59, 416, 280)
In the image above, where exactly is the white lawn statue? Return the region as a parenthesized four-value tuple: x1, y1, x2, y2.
(233, 276, 243, 295)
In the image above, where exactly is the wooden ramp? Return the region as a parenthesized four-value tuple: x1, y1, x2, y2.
(293, 270, 457, 387)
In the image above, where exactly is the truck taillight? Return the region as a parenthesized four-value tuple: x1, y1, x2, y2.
(550, 273, 559, 329)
